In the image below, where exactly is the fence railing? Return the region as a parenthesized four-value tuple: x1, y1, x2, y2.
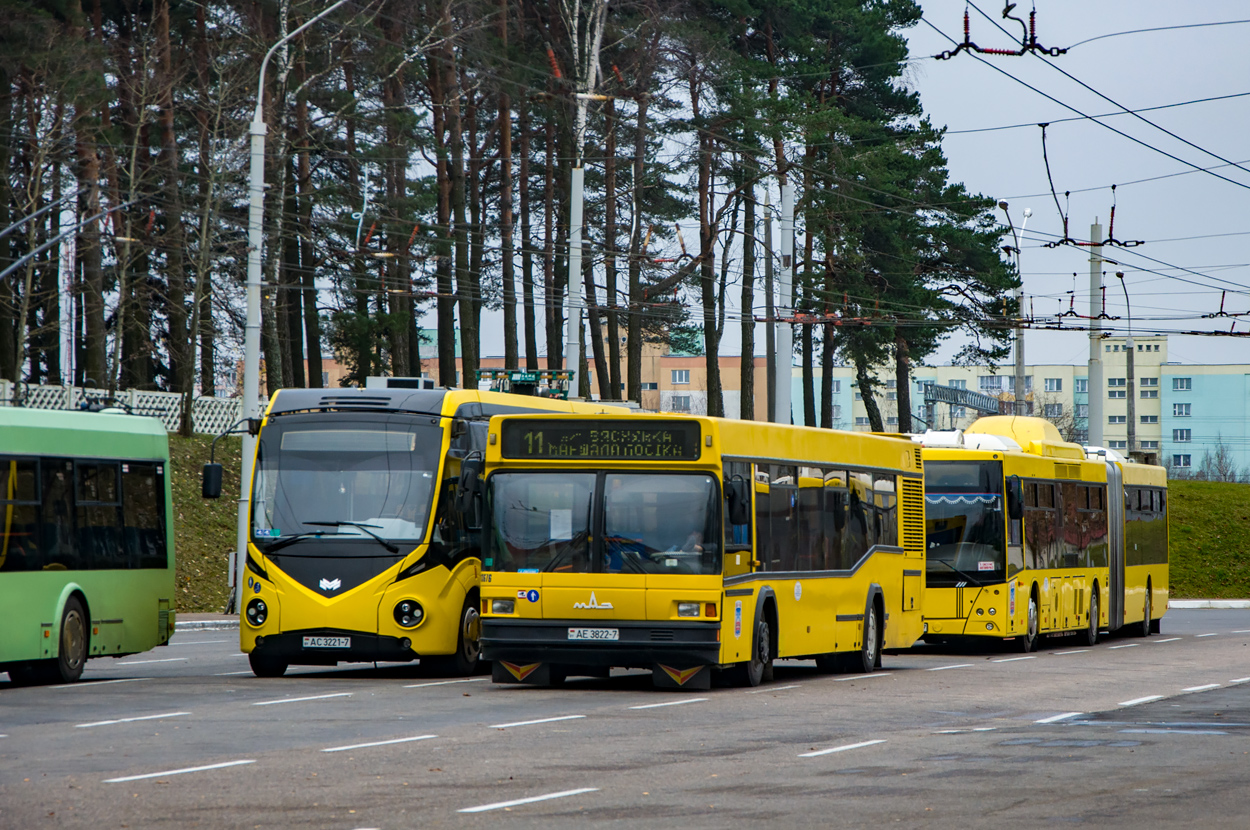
(0, 381, 260, 436)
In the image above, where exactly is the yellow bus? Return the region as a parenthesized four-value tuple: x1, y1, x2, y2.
(218, 388, 623, 678)
(476, 414, 926, 690)
(919, 416, 1166, 651)
(1105, 451, 1168, 636)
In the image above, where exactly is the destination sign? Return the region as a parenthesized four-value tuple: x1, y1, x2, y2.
(500, 419, 701, 461)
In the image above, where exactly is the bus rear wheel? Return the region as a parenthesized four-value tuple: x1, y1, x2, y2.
(851, 604, 881, 674)
(1137, 588, 1152, 638)
(1019, 592, 1039, 653)
(249, 652, 288, 678)
(1084, 590, 1099, 647)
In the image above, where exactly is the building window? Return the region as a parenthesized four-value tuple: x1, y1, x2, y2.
(1074, 430, 1089, 444)
(854, 392, 862, 401)
(1141, 415, 1158, 424)
(1075, 404, 1089, 418)
(950, 379, 967, 390)
(1105, 345, 1111, 352)
(886, 379, 896, 389)
(952, 406, 967, 419)
(1172, 429, 1191, 442)
(1044, 378, 1062, 392)
(831, 405, 842, 420)
(321, 371, 330, 386)
(886, 416, 898, 425)
(978, 375, 1003, 391)
(1074, 379, 1088, 393)
(886, 392, 897, 401)
(1173, 403, 1191, 417)
(1141, 390, 1158, 399)
(671, 369, 690, 385)
(1108, 378, 1126, 387)
(1043, 404, 1063, 418)
(831, 380, 841, 394)
(1154, 344, 1160, 351)
(1141, 441, 1158, 449)
(1007, 376, 1033, 393)
(1108, 415, 1126, 424)
(1173, 454, 1191, 468)
(671, 395, 691, 412)
(641, 382, 658, 390)
(1108, 440, 1127, 449)
(1173, 377, 1191, 391)
(855, 417, 870, 427)
(1108, 390, 1126, 399)
(1140, 377, 1158, 387)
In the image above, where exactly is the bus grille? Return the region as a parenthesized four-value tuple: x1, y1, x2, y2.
(650, 629, 675, 642)
(900, 477, 925, 556)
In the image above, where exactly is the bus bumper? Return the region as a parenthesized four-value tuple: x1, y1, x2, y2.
(249, 628, 417, 666)
(481, 618, 721, 671)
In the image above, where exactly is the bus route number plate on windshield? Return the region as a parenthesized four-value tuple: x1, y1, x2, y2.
(568, 628, 619, 641)
(302, 636, 351, 649)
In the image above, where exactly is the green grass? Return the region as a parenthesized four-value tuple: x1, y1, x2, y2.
(1168, 479, 1250, 599)
(169, 432, 242, 613)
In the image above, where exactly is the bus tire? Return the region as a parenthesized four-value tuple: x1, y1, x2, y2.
(249, 652, 288, 678)
(1137, 585, 1152, 638)
(427, 596, 482, 677)
(728, 618, 771, 687)
(1019, 590, 1040, 653)
(1084, 587, 1099, 647)
(51, 597, 89, 684)
(852, 602, 882, 674)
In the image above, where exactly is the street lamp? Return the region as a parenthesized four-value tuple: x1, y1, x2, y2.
(1116, 271, 1135, 458)
(234, 0, 351, 613)
(998, 201, 1031, 414)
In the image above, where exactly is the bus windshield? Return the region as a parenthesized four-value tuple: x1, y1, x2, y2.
(485, 472, 720, 575)
(924, 460, 1006, 587)
(251, 417, 442, 551)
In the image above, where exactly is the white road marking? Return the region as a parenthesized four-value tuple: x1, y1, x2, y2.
(1182, 684, 1220, 692)
(1053, 650, 1089, 656)
(403, 678, 487, 689)
(799, 738, 887, 758)
(1232, 630, 1250, 634)
(746, 684, 799, 694)
(167, 640, 228, 646)
(1108, 644, 1140, 650)
(629, 698, 707, 710)
(1035, 712, 1083, 724)
(928, 664, 973, 672)
(215, 671, 255, 676)
(991, 656, 1037, 663)
(115, 658, 188, 665)
(1231, 677, 1250, 684)
(1153, 638, 1182, 643)
(1119, 695, 1165, 707)
(935, 727, 996, 733)
(832, 673, 892, 682)
(1195, 633, 1218, 638)
(488, 715, 586, 729)
(104, 759, 255, 783)
(459, 787, 599, 814)
(55, 678, 148, 689)
(322, 735, 437, 753)
(77, 712, 190, 728)
(1121, 728, 1228, 736)
(252, 692, 352, 706)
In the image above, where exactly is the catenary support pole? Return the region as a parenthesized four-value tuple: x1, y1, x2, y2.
(1087, 221, 1104, 448)
(774, 183, 794, 425)
(764, 191, 775, 422)
(563, 166, 584, 396)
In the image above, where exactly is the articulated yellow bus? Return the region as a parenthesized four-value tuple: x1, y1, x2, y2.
(476, 414, 926, 690)
(226, 388, 623, 677)
(919, 416, 1166, 651)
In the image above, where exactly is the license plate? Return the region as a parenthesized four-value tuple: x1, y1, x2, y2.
(567, 628, 619, 641)
(302, 636, 351, 649)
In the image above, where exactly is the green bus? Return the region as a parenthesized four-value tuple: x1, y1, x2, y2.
(0, 407, 175, 685)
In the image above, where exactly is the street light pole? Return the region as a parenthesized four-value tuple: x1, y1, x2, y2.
(234, 0, 350, 613)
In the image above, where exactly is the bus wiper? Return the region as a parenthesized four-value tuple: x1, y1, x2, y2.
(262, 531, 326, 554)
(929, 557, 987, 587)
(305, 521, 401, 553)
(541, 529, 590, 572)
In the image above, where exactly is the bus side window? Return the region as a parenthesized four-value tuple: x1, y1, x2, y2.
(770, 465, 798, 571)
(822, 470, 847, 570)
(873, 474, 898, 548)
(0, 458, 41, 573)
(41, 460, 76, 570)
(723, 461, 752, 550)
(123, 463, 167, 569)
(753, 473, 770, 571)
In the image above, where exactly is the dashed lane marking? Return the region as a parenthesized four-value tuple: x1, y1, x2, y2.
(104, 759, 254, 783)
(1035, 712, 1083, 724)
(1119, 695, 1165, 707)
(166, 640, 229, 646)
(253, 692, 352, 706)
(799, 739, 887, 758)
(115, 658, 188, 665)
(77, 712, 190, 728)
(1108, 644, 1140, 650)
(991, 656, 1037, 663)
(1231, 677, 1250, 684)
(322, 735, 437, 753)
(1195, 633, 1218, 638)
(403, 678, 487, 689)
(746, 684, 799, 694)
(832, 673, 893, 682)
(1153, 638, 1182, 643)
(488, 715, 586, 729)
(1053, 650, 1089, 656)
(459, 788, 599, 813)
(629, 698, 707, 710)
(1182, 684, 1221, 692)
(928, 664, 973, 671)
(55, 678, 148, 689)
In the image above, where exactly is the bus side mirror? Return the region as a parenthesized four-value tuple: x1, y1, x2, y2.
(1007, 475, 1023, 520)
(202, 463, 223, 499)
(456, 458, 484, 515)
(727, 479, 750, 525)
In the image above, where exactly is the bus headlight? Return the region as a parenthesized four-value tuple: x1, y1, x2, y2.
(245, 599, 268, 627)
(677, 602, 700, 617)
(394, 600, 424, 628)
(988, 607, 996, 615)
(491, 599, 515, 614)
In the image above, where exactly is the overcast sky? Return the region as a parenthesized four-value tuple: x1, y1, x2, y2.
(460, 1, 1250, 369)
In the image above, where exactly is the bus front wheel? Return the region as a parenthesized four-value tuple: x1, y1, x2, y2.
(728, 618, 772, 687)
(427, 598, 481, 677)
(1137, 588, 1152, 638)
(1019, 592, 1039, 653)
(1084, 589, 1099, 647)
(249, 652, 288, 678)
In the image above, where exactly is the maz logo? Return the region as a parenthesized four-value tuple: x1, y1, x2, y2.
(319, 578, 342, 592)
(573, 591, 613, 610)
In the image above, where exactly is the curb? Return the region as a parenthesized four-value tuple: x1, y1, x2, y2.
(175, 619, 239, 631)
(1169, 600, 1250, 610)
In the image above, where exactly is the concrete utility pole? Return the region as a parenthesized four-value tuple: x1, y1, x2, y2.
(1117, 271, 1135, 457)
(1087, 221, 1104, 448)
(764, 191, 775, 422)
(237, 0, 350, 613)
(998, 202, 1031, 414)
(562, 166, 585, 394)
(774, 183, 794, 424)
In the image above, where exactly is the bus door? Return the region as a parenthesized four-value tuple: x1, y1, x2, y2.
(1105, 461, 1125, 630)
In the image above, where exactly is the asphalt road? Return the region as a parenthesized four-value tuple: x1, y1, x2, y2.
(2, 609, 1248, 829)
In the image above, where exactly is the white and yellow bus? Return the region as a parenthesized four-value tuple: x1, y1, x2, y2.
(919, 416, 1166, 651)
(214, 387, 623, 678)
(476, 414, 926, 690)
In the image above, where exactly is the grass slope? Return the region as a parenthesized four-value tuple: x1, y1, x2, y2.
(1168, 479, 1250, 599)
(170, 432, 241, 613)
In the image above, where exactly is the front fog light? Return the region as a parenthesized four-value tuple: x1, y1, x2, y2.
(988, 607, 996, 615)
(976, 608, 984, 616)
(677, 602, 700, 617)
(245, 598, 268, 627)
(394, 600, 424, 628)
(492, 599, 515, 614)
